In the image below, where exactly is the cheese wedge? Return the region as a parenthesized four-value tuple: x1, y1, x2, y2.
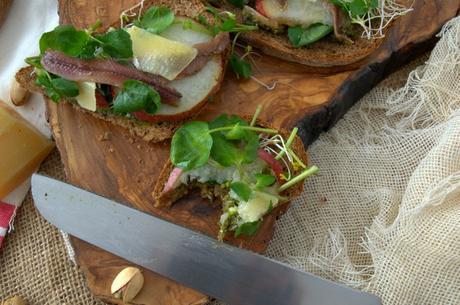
(0, 102, 54, 199)
(127, 26, 198, 81)
(76, 82, 96, 112)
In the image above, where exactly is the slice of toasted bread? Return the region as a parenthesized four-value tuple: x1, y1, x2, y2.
(220, 2, 382, 68)
(16, 0, 229, 143)
(242, 30, 381, 68)
(152, 117, 308, 210)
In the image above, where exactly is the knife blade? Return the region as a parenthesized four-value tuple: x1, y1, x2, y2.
(31, 174, 381, 305)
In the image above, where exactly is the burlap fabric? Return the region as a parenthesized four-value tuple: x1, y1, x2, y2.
(1, 17, 460, 305)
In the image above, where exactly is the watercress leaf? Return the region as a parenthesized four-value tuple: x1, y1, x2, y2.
(78, 40, 100, 59)
(210, 133, 240, 167)
(230, 54, 252, 79)
(51, 78, 79, 97)
(234, 220, 261, 237)
(369, 0, 378, 9)
(241, 129, 259, 164)
(112, 80, 160, 114)
(171, 121, 212, 171)
(226, 0, 246, 8)
(231, 181, 252, 201)
(331, 0, 374, 17)
(25, 56, 43, 68)
(225, 122, 246, 140)
(209, 113, 258, 164)
(36, 73, 61, 102)
(39, 25, 89, 56)
(209, 114, 247, 130)
(134, 6, 175, 34)
(288, 24, 332, 47)
(96, 29, 133, 59)
(349, 0, 369, 17)
(255, 173, 276, 189)
(220, 18, 236, 32)
(329, 0, 348, 10)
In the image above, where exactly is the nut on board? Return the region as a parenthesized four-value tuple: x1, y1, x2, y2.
(10, 78, 31, 106)
(111, 266, 144, 303)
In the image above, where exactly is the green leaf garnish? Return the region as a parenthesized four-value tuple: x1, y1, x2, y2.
(25, 56, 43, 69)
(225, 122, 246, 140)
(35, 72, 79, 103)
(255, 174, 276, 189)
(171, 121, 213, 171)
(95, 29, 133, 59)
(209, 114, 259, 166)
(235, 220, 261, 237)
(134, 6, 175, 34)
(39, 25, 89, 57)
(230, 54, 252, 79)
(231, 181, 252, 201)
(330, 0, 378, 18)
(288, 24, 333, 48)
(208, 113, 246, 130)
(50, 78, 79, 97)
(35, 73, 59, 102)
(171, 113, 277, 171)
(210, 133, 241, 167)
(112, 80, 160, 114)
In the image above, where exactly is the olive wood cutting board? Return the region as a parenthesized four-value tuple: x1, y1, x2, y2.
(45, 1, 460, 304)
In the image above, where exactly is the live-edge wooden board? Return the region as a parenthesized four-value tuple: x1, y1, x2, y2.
(45, 1, 460, 304)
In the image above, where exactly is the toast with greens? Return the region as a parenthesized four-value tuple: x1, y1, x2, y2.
(16, 0, 231, 142)
(213, 0, 411, 68)
(153, 109, 317, 240)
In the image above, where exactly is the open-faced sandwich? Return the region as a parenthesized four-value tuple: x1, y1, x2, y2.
(213, 0, 412, 67)
(16, 0, 231, 142)
(153, 107, 318, 239)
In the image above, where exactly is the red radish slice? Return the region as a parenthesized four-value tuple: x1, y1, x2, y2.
(258, 149, 284, 182)
(163, 167, 183, 192)
(255, 0, 268, 17)
(132, 111, 158, 123)
(96, 91, 110, 109)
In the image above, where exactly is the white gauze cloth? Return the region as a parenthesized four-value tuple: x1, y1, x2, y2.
(211, 16, 460, 305)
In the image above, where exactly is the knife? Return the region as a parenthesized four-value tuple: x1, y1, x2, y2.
(31, 174, 381, 305)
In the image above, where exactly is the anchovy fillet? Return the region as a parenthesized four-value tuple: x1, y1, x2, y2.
(41, 51, 182, 105)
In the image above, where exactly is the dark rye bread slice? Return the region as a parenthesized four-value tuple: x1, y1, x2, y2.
(219, 2, 382, 68)
(152, 117, 309, 209)
(242, 30, 382, 68)
(16, 0, 229, 143)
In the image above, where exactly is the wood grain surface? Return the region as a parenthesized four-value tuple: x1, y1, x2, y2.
(47, 1, 460, 304)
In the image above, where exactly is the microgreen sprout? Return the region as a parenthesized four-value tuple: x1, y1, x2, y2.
(120, 0, 146, 28)
(279, 166, 319, 191)
(250, 104, 263, 127)
(332, 0, 413, 39)
(276, 127, 298, 160)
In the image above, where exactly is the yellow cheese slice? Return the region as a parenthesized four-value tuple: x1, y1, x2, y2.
(237, 191, 279, 223)
(127, 26, 198, 81)
(0, 102, 54, 199)
(76, 82, 96, 112)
